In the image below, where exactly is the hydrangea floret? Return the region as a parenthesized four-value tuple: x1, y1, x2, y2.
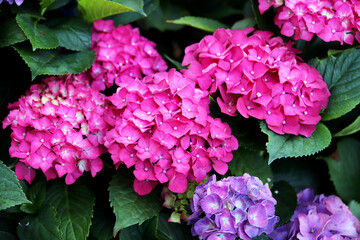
(89, 19, 168, 91)
(269, 188, 360, 240)
(104, 69, 238, 195)
(188, 174, 279, 240)
(258, 0, 360, 45)
(3, 74, 108, 184)
(182, 28, 330, 137)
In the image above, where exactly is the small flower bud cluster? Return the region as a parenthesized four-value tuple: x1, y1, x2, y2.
(258, 0, 360, 45)
(3, 74, 108, 184)
(182, 28, 330, 137)
(161, 178, 208, 223)
(188, 174, 279, 240)
(104, 69, 238, 195)
(269, 188, 360, 240)
(90, 19, 168, 91)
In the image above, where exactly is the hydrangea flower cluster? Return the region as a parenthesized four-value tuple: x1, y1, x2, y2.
(182, 28, 330, 137)
(2, 74, 108, 184)
(269, 188, 360, 240)
(0, 0, 24, 5)
(104, 69, 238, 195)
(188, 174, 279, 240)
(258, 0, 360, 45)
(89, 19, 168, 91)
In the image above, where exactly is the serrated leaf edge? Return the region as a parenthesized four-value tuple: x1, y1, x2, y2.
(260, 121, 332, 163)
(0, 161, 31, 210)
(15, 14, 59, 51)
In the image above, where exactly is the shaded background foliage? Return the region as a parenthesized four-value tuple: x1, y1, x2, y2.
(0, 0, 360, 239)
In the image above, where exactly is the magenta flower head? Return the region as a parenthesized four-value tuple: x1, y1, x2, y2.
(269, 188, 360, 240)
(188, 174, 279, 240)
(89, 19, 168, 90)
(258, 0, 360, 45)
(182, 28, 330, 137)
(104, 69, 238, 195)
(3, 73, 109, 184)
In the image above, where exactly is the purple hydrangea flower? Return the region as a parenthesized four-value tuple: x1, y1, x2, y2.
(0, 0, 24, 5)
(269, 188, 360, 240)
(188, 174, 279, 240)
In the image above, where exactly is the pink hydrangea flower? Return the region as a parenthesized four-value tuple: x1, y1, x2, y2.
(258, 0, 360, 45)
(89, 19, 168, 90)
(269, 188, 360, 240)
(182, 28, 330, 137)
(104, 69, 238, 195)
(3, 73, 109, 184)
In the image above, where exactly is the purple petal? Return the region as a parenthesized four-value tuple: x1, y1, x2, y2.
(200, 194, 223, 215)
(215, 209, 236, 233)
(244, 223, 260, 238)
(232, 208, 247, 226)
(229, 177, 248, 195)
(248, 203, 269, 228)
(207, 232, 237, 240)
(194, 218, 217, 236)
(210, 182, 230, 199)
(233, 195, 248, 211)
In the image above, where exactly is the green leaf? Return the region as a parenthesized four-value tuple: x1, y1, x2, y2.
(228, 147, 273, 188)
(144, 2, 187, 32)
(119, 217, 157, 240)
(17, 205, 63, 240)
(110, 0, 159, 25)
(13, 43, 95, 80)
(167, 16, 228, 32)
(109, 170, 162, 236)
(156, 212, 196, 240)
(16, 14, 59, 51)
(43, 181, 95, 240)
(271, 181, 297, 226)
(349, 200, 360, 220)
(77, 0, 145, 23)
(20, 181, 46, 214)
(0, 18, 27, 48)
(50, 17, 92, 51)
(334, 115, 360, 137)
(39, 0, 57, 15)
(252, 234, 274, 240)
(325, 137, 360, 202)
(231, 17, 256, 30)
(111, 0, 145, 14)
(260, 121, 332, 164)
(0, 161, 30, 211)
(164, 55, 184, 71)
(309, 49, 360, 121)
(45, 0, 72, 12)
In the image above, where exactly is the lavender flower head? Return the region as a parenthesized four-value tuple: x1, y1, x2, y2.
(188, 174, 279, 240)
(269, 188, 360, 240)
